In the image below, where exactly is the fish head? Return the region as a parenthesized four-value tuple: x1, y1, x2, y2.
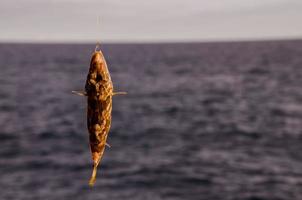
(89, 50, 106, 76)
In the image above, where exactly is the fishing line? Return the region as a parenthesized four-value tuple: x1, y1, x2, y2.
(95, 15, 101, 52)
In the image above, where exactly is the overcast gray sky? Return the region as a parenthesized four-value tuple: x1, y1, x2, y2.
(0, 0, 302, 42)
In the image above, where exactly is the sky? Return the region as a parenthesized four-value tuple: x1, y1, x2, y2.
(0, 0, 302, 43)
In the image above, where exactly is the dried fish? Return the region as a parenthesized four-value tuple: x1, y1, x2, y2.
(73, 47, 126, 186)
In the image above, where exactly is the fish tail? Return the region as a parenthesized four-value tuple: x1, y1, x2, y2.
(89, 163, 98, 187)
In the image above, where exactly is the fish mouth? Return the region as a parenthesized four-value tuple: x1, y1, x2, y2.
(94, 42, 101, 52)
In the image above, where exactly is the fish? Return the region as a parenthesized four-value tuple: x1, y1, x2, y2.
(73, 47, 126, 186)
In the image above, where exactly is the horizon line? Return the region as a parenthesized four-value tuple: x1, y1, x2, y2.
(0, 37, 302, 45)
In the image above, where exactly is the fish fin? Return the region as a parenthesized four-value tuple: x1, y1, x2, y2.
(112, 92, 127, 96)
(72, 91, 87, 96)
(105, 143, 111, 148)
(89, 163, 98, 187)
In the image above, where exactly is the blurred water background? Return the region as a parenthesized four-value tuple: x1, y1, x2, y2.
(0, 40, 302, 200)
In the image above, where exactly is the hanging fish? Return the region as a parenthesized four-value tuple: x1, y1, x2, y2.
(73, 46, 126, 186)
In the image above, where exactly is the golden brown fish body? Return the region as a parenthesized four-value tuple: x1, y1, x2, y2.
(85, 50, 113, 186)
(72, 48, 126, 186)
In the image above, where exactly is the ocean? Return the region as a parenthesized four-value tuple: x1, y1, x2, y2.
(0, 40, 302, 200)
